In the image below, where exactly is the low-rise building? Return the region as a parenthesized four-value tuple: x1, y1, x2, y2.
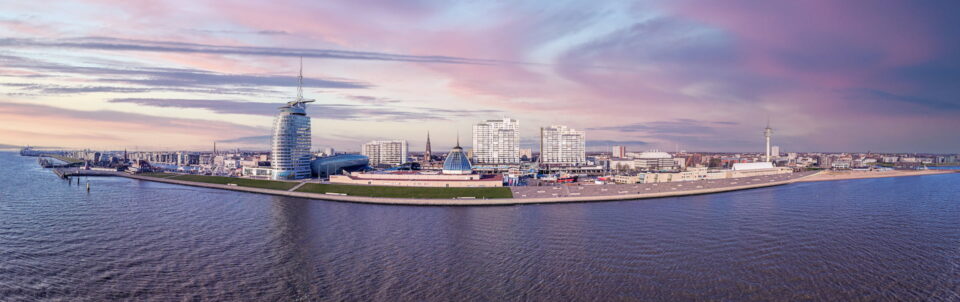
(615, 162, 792, 184)
(311, 154, 369, 178)
(329, 172, 502, 187)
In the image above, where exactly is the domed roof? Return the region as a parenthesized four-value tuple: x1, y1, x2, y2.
(638, 151, 672, 159)
(442, 146, 473, 174)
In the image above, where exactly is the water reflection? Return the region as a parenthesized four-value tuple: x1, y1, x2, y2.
(267, 196, 320, 298)
(2, 151, 959, 301)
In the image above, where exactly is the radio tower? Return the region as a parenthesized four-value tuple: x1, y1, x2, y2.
(764, 118, 773, 162)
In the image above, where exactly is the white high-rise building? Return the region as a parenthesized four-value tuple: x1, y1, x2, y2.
(362, 140, 408, 166)
(472, 118, 520, 164)
(540, 125, 585, 165)
(321, 147, 335, 157)
(612, 145, 626, 158)
(771, 145, 781, 158)
(271, 60, 313, 180)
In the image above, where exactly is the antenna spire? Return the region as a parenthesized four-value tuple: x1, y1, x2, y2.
(297, 56, 303, 101)
(456, 130, 460, 148)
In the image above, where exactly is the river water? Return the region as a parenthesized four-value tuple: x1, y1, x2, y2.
(1, 151, 958, 301)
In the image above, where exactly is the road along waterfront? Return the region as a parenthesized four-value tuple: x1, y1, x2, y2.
(51, 166, 956, 206)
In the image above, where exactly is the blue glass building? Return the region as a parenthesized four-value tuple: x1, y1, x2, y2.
(442, 142, 473, 175)
(271, 62, 314, 180)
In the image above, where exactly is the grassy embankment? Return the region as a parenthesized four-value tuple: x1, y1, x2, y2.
(138, 173, 512, 199)
(164, 174, 299, 191)
(138, 172, 180, 178)
(296, 183, 513, 199)
(50, 155, 84, 164)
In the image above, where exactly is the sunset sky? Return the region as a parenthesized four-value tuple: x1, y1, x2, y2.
(1, 1, 958, 153)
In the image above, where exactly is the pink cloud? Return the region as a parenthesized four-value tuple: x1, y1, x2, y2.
(0, 102, 266, 150)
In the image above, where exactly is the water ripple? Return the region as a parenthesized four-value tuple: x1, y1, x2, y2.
(1, 152, 959, 300)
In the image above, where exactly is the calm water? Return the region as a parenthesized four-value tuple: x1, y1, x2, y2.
(1, 151, 958, 301)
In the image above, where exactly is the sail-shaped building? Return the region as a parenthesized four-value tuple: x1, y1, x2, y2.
(271, 59, 314, 180)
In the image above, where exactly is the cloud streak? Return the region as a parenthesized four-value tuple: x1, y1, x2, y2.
(1, 37, 507, 65)
(108, 98, 502, 121)
(0, 53, 369, 90)
(588, 119, 737, 135)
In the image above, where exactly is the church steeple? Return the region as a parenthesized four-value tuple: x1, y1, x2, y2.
(424, 131, 432, 162)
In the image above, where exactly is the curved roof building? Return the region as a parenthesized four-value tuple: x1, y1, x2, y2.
(442, 141, 473, 175)
(271, 60, 314, 180)
(311, 154, 369, 178)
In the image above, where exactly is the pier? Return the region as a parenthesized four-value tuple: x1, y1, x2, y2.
(38, 156, 84, 168)
(52, 168, 123, 179)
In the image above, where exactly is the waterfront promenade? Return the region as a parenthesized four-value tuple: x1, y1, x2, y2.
(51, 168, 956, 206)
(125, 172, 811, 205)
(511, 172, 814, 199)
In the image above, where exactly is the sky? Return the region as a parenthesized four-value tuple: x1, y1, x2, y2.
(1, 0, 958, 153)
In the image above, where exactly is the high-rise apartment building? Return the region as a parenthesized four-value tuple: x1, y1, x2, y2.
(271, 61, 313, 180)
(540, 125, 585, 165)
(472, 118, 520, 164)
(362, 140, 409, 166)
(771, 146, 781, 158)
(612, 145, 626, 158)
(321, 147, 335, 157)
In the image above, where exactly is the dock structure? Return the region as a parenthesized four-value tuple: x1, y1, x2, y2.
(52, 168, 121, 179)
(38, 157, 84, 168)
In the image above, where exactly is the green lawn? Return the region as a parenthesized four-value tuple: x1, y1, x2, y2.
(50, 155, 84, 164)
(295, 183, 513, 199)
(138, 172, 180, 178)
(167, 174, 299, 191)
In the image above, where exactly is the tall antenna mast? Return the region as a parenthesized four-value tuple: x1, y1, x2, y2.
(297, 56, 304, 101)
(764, 117, 773, 162)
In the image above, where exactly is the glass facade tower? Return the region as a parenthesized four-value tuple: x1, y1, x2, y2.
(271, 60, 313, 180)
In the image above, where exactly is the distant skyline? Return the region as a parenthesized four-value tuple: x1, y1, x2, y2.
(1, 1, 959, 153)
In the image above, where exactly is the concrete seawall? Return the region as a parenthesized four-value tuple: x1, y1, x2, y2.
(66, 169, 955, 206)
(115, 173, 815, 206)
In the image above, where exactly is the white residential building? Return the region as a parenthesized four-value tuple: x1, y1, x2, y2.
(472, 118, 520, 164)
(612, 145, 626, 158)
(362, 140, 409, 166)
(540, 125, 585, 165)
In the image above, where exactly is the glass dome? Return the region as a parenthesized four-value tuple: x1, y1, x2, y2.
(442, 146, 473, 174)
